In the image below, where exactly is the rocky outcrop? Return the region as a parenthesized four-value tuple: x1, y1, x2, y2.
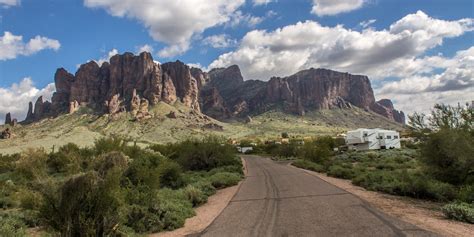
(4, 113, 11, 126)
(203, 66, 405, 124)
(23, 52, 204, 123)
(19, 52, 404, 124)
(370, 99, 406, 124)
(1, 128, 13, 139)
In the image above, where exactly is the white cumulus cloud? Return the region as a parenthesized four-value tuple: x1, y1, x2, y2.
(252, 0, 275, 6)
(136, 44, 154, 54)
(0, 78, 55, 123)
(84, 0, 245, 57)
(311, 0, 365, 16)
(210, 11, 473, 81)
(0, 31, 61, 60)
(203, 34, 237, 49)
(0, 0, 19, 8)
(376, 46, 474, 114)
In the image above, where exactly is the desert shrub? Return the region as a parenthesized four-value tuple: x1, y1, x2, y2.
(208, 164, 243, 176)
(158, 160, 184, 189)
(327, 165, 354, 179)
(183, 185, 207, 207)
(171, 136, 238, 171)
(457, 185, 474, 203)
(17, 189, 42, 210)
(93, 136, 128, 155)
(94, 151, 129, 177)
(420, 128, 474, 185)
(15, 149, 48, 181)
(208, 172, 241, 189)
(47, 143, 83, 174)
(192, 180, 216, 197)
(0, 214, 27, 237)
(39, 171, 125, 236)
(155, 188, 195, 230)
(0, 153, 20, 173)
(300, 141, 331, 164)
(442, 202, 474, 223)
(124, 152, 164, 190)
(292, 160, 325, 172)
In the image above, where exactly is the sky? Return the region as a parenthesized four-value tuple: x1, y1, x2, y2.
(0, 0, 473, 123)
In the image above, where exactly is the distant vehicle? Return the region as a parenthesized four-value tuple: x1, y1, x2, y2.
(345, 128, 401, 150)
(237, 146, 253, 153)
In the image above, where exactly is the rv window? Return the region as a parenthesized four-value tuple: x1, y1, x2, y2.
(387, 135, 392, 139)
(394, 135, 399, 139)
(363, 132, 368, 137)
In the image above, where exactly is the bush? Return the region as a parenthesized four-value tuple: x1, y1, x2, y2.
(125, 152, 164, 190)
(39, 172, 125, 236)
(192, 180, 216, 197)
(158, 160, 184, 189)
(442, 202, 474, 223)
(165, 136, 238, 171)
(420, 128, 474, 185)
(0, 214, 27, 237)
(208, 172, 241, 189)
(292, 160, 325, 172)
(183, 185, 207, 207)
(155, 189, 195, 230)
(458, 185, 474, 203)
(327, 165, 354, 179)
(15, 149, 48, 181)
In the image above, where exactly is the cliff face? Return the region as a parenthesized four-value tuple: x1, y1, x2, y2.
(204, 66, 405, 123)
(25, 52, 203, 122)
(18, 52, 405, 124)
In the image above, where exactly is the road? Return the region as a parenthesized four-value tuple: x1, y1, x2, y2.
(196, 155, 436, 237)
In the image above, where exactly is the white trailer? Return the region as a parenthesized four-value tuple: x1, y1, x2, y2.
(345, 128, 401, 151)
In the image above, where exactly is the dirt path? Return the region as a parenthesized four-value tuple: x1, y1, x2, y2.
(153, 157, 248, 237)
(297, 167, 474, 237)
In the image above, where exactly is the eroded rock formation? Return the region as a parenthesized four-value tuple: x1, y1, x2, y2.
(18, 52, 405, 124)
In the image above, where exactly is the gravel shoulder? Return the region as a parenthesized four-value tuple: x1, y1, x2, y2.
(153, 157, 248, 237)
(296, 166, 474, 237)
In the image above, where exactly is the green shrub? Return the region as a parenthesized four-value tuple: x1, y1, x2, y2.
(292, 160, 325, 172)
(94, 151, 129, 177)
(420, 128, 474, 185)
(327, 165, 354, 179)
(40, 171, 125, 236)
(442, 202, 474, 223)
(0, 214, 27, 237)
(125, 152, 164, 190)
(183, 185, 207, 207)
(192, 180, 216, 197)
(208, 164, 243, 176)
(93, 136, 128, 155)
(156, 189, 195, 230)
(158, 160, 184, 189)
(15, 149, 48, 181)
(208, 172, 241, 189)
(458, 185, 474, 203)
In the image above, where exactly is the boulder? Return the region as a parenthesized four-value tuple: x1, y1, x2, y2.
(1, 128, 13, 139)
(130, 89, 140, 117)
(166, 111, 177, 119)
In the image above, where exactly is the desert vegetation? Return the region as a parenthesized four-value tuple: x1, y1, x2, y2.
(0, 136, 242, 236)
(268, 103, 473, 223)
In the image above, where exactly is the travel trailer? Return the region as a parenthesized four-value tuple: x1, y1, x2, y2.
(345, 128, 401, 150)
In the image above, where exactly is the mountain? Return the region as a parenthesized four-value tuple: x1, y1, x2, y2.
(8, 52, 405, 125)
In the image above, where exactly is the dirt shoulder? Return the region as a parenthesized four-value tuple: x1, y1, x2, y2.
(153, 157, 247, 237)
(296, 166, 474, 237)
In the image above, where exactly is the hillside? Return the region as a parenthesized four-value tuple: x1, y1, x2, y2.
(0, 103, 403, 154)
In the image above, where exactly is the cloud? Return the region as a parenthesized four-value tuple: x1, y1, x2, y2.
(209, 11, 473, 80)
(0, 0, 19, 8)
(359, 19, 376, 28)
(226, 10, 264, 28)
(94, 48, 118, 66)
(0, 78, 55, 123)
(252, 0, 274, 6)
(376, 46, 474, 115)
(0, 31, 61, 60)
(203, 34, 237, 48)
(136, 44, 154, 54)
(311, 0, 365, 16)
(84, 0, 245, 57)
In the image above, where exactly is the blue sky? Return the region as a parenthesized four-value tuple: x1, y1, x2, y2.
(0, 0, 473, 121)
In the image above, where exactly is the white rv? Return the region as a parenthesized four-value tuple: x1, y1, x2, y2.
(345, 128, 401, 151)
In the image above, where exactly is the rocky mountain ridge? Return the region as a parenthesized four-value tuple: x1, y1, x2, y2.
(6, 52, 405, 125)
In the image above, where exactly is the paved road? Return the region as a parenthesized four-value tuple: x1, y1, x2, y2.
(196, 155, 436, 237)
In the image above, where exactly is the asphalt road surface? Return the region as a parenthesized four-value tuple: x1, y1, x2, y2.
(195, 155, 437, 237)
